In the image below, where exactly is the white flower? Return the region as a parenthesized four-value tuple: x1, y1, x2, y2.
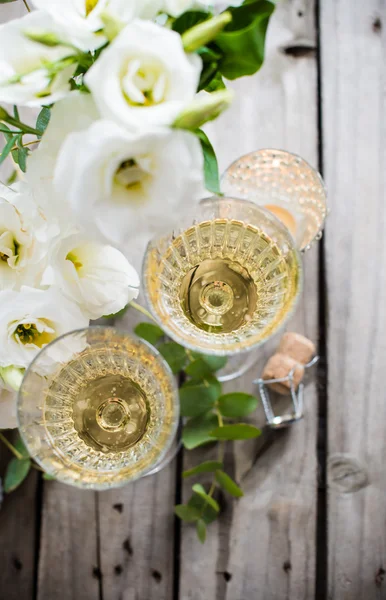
(52, 120, 204, 243)
(85, 19, 202, 129)
(42, 233, 140, 319)
(30, 0, 163, 49)
(0, 388, 17, 430)
(0, 182, 57, 290)
(162, 0, 243, 16)
(0, 11, 78, 107)
(0, 287, 89, 372)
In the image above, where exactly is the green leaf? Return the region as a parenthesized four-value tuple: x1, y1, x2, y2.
(196, 519, 207, 543)
(215, 470, 244, 498)
(0, 134, 17, 166)
(183, 460, 223, 478)
(13, 105, 19, 120)
(204, 71, 226, 92)
(194, 129, 221, 194)
(15, 140, 28, 173)
(182, 412, 217, 449)
(4, 458, 31, 493)
(42, 472, 56, 481)
(6, 169, 17, 185)
(188, 492, 218, 524)
(216, 0, 275, 79)
(158, 342, 187, 374)
(218, 392, 258, 418)
(36, 107, 51, 134)
(209, 423, 261, 440)
(180, 380, 220, 417)
(174, 503, 200, 522)
(14, 436, 29, 459)
(134, 322, 164, 346)
(172, 10, 209, 35)
(186, 354, 227, 379)
(192, 484, 220, 512)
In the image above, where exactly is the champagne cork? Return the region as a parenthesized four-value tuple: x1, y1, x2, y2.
(278, 332, 316, 365)
(261, 353, 305, 395)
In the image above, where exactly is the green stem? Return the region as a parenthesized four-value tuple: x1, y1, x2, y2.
(0, 432, 23, 460)
(4, 115, 42, 137)
(22, 0, 31, 11)
(130, 300, 158, 324)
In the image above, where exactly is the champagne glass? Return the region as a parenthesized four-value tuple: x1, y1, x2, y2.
(143, 196, 302, 378)
(17, 327, 179, 490)
(221, 149, 328, 252)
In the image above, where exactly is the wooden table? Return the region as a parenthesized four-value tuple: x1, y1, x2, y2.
(1, 1, 386, 598)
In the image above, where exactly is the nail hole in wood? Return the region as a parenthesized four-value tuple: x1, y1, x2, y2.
(113, 503, 123, 513)
(92, 566, 102, 580)
(375, 567, 385, 588)
(151, 569, 162, 582)
(282, 45, 316, 58)
(298, 10, 303, 17)
(12, 556, 23, 571)
(283, 561, 292, 573)
(223, 571, 232, 582)
(114, 565, 123, 576)
(123, 537, 133, 556)
(373, 17, 382, 33)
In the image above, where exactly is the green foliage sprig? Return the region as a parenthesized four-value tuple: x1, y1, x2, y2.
(134, 321, 260, 543)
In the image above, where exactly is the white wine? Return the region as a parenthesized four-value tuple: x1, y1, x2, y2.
(16, 329, 180, 488)
(145, 218, 301, 354)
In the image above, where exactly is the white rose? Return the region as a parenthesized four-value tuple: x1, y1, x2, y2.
(52, 120, 204, 244)
(85, 20, 202, 129)
(0, 286, 89, 373)
(30, 0, 163, 49)
(0, 182, 58, 290)
(0, 11, 78, 107)
(42, 233, 140, 319)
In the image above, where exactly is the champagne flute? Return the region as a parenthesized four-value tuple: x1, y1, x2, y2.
(17, 326, 179, 489)
(221, 149, 328, 252)
(143, 196, 302, 378)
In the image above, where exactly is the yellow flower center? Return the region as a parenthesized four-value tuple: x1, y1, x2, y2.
(13, 323, 55, 347)
(85, 0, 99, 16)
(66, 251, 83, 271)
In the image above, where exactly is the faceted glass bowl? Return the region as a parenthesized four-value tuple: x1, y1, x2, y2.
(221, 149, 328, 252)
(17, 327, 179, 490)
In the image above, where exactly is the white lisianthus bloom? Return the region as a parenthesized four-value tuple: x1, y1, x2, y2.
(163, 0, 243, 16)
(0, 182, 58, 290)
(42, 233, 140, 319)
(85, 20, 202, 129)
(53, 120, 204, 243)
(30, 0, 163, 49)
(0, 287, 89, 373)
(0, 11, 78, 107)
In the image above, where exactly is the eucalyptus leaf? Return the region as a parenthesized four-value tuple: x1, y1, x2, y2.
(215, 470, 244, 498)
(183, 460, 223, 478)
(174, 503, 200, 522)
(218, 392, 258, 418)
(6, 170, 17, 185)
(134, 322, 164, 346)
(182, 412, 217, 449)
(192, 483, 220, 512)
(36, 107, 51, 134)
(0, 135, 17, 166)
(14, 436, 29, 459)
(4, 458, 31, 493)
(196, 519, 207, 543)
(158, 342, 188, 374)
(195, 129, 221, 194)
(180, 381, 219, 417)
(185, 354, 227, 380)
(216, 0, 275, 79)
(209, 423, 261, 440)
(188, 492, 218, 524)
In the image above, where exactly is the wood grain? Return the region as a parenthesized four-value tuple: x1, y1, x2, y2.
(179, 1, 320, 599)
(321, 0, 386, 598)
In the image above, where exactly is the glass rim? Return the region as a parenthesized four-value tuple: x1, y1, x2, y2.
(221, 148, 328, 252)
(17, 325, 180, 490)
(142, 195, 304, 356)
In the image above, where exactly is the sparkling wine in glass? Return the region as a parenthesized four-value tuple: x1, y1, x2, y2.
(18, 327, 179, 489)
(143, 197, 302, 364)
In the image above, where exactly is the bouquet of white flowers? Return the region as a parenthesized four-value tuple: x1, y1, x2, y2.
(0, 0, 274, 429)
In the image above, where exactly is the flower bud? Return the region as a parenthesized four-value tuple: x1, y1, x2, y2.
(24, 30, 63, 47)
(0, 366, 24, 392)
(173, 88, 234, 130)
(182, 12, 232, 53)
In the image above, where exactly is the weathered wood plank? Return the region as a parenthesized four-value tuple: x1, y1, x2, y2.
(321, 1, 386, 598)
(179, 1, 320, 598)
(97, 308, 177, 600)
(0, 436, 38, 600)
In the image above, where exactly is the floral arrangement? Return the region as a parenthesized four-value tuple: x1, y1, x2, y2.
(0, 0, 274, 536)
